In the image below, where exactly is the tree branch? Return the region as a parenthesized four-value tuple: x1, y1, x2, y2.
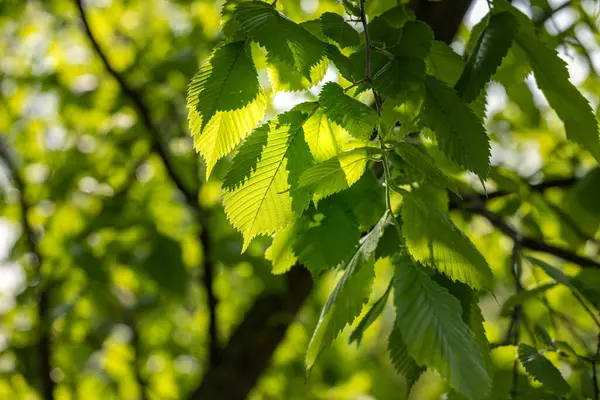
(188, 266, 313, 400)
(0, 139, 54, 399)
(451, 194, 600, 269)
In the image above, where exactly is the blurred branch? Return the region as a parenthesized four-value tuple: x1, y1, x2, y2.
(594, 333, 599, 400)
(125, 314, 149, 400)
(0, 138, 54, 399)
(188, 266, 313, 400)
(72, 0, 222, 369)
(509, 244, 523, 398)
(452, 176, 578, 207)
(451, 194, 600, 269)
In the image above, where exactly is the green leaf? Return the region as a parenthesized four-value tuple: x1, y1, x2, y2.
(455, 12, 518, 102)
(303, 106, 353, 162)
(187, 41, 266, 177)
(337, 172, 386, 230)
(372, 21, 432, 99)
(234, 2, 326, 78)
(265, 223, 298, 274)
(306, 212, 388, 370)
(500, 283, 557, 316)
(388, 323, 425, 393)
(367, 5, 413, 47)
(401, 192, 494, 289)
(349, 280, 392, 345)
(297, 147, 376, 202)
(319, 82, 378, 141)
(267, 56, 328, 92)
(393, 141, 458, 194)
(505, 5, 600, 160)
(320, 12, 360, 48)
(393, 257, 491, 400)
(517, 343, 571, 396)
(427, 40, 464, 85)
(421, 76, 490, 177)
(294, 200, 361, 275)
(222, 104, 315, 250)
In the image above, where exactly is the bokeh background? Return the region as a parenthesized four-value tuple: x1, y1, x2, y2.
(1, 0, 600, 399)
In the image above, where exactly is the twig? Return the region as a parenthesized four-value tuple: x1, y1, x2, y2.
(451, 195, 600, 269)
(358, 0, 371, 81)
(593, 333, 600, 400)
(73, 0, 220, 368)
(509, 243, 523, 399)
(126, 314, 149, 400)
(0, 139, 54, 399)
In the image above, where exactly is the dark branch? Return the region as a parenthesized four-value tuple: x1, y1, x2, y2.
(188, 266, 313, 400)
(451, 194, 600, 269)
(0, 139, 54, 399)
(451, 176, 578, 207)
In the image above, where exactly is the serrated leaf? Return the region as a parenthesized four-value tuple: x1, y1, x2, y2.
(268, 56, 328, 92)
(325, 44, 355, 82)
(421, 76, 490, 177)
(367, 5, 413, 47)
(234, 2, 326, 78)
(306, 213, 388, 370)
(456, 12, 518, 102)
(350, 280, 392, 345)
(517, 343, 571, 396)
(222, 104, 316, 250)
(303, 107, 353, 162)
(393, 141, 458, 193)
(500, 282, 557, 316)
(372, 21, 432, 99)
(297, 147, 376, 202)
(388, 323, 425, 393)
(187, 41, 266, 177)
(393, 257, 491, 400)
(265, 223, 298, 274)
(319, 82, 378, 141)
(337, 172, 386, 230)
(294, 201, 360, 275)
(401, 192, 494, 289)
(495, 1, 600, 160)
(427, 40, 464, 85)
(320, 12, 360, 48)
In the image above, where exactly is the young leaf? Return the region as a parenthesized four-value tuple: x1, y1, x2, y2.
(303, 107, 353, 162)
(401, 192, 494, 290)
(222, 104, 315, 250)
(517, 343, 571, 396)
(319, 82, 378, 141)
(320, 12, 360, 49)
(455, 12, 518, 102)
(420, 76, 490, 178)
(187, 41, 266, 177)
(388, 323, 425, 393)
(306, 213, 388, 370)
(393, 141, 459, 194)
(349, 280, 392, 345)
(297, 147, 376, 202)
(234, 2, 326, 78)
(265, 223, 298, 274)
(337, 172, 386, 231)
(267, 57, 328, 92)
(393, 258, 491, 400)
(293, 201, 361, 275)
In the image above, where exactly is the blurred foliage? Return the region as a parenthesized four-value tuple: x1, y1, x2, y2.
(0, 0, 599, 399)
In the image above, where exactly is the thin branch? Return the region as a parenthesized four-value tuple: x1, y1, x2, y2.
(0, 139, 54, 399)
(126, 314, 148, 400)
(358, 0, 371, 81)
(451, 176, 578, 207)
(73, 0, 220, 370)
(594, 333, 600, 400)
(451, 194, 600, 269)
(509, 243, 523, 399)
